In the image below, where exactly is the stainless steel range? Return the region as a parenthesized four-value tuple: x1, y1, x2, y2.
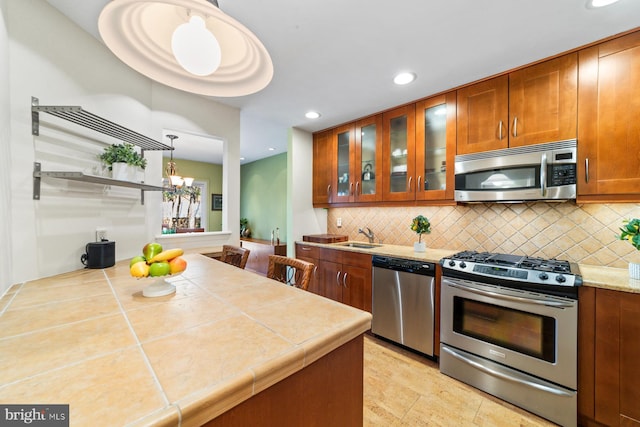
(439, 251, 582, 427)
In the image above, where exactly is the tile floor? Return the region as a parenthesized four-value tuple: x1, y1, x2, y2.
(363, 335, 558, 426)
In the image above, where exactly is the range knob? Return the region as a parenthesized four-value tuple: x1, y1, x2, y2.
(448, 260, 456, 267)
(459, 261, 467, 269)
(556, 274, 566, 283)
(538, 272, 549, 281)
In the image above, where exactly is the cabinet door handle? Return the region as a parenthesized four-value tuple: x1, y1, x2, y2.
(498, 120, 503, 140)
(355, 181, 360, 196)
(512, 116, 518, 137)
(417, 176, 422, 192)
(326, 184, 331, 202)
(336, 271, 341, 287)
(300, 246, 311, 251)
(349, 182, 353, 196)
(407, 176, 413, 192)
(342, 272, 348, 288)
(585, 158, 589, 183)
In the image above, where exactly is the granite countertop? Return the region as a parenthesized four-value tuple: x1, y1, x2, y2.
(298, 240, 640, 294)
(0, 253, 372, 426)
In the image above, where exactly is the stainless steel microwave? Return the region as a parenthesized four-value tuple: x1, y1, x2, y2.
(454, 140, 577, 203)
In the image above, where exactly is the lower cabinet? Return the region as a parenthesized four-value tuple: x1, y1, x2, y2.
(241, 238, 287, 276)
(295, 243, 372, 313)
(579, 287, 640, 427)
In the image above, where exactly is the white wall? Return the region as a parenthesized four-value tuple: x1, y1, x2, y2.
(287, 127, 327, 256)
(0, 0, 13, 295)
(4, 0, 240, 287)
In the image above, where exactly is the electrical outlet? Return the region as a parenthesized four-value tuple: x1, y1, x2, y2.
(337, 217, 342, 227)
(96, 227, 107, 242)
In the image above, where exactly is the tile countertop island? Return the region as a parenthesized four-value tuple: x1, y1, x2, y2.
(0, 253, 372, 426)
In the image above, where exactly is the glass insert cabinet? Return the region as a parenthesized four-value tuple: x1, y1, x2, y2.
(318, 91, 455, 206)
(331, 115, 382, 203)
(381, 92, 456, 202)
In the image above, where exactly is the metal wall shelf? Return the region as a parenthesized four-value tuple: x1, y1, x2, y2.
(31, 96, 173, 204)
(33, 163, 165, 205)
(31, 97, 173, 151)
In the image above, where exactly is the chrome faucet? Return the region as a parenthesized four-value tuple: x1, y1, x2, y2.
(358, 227, 375, 243)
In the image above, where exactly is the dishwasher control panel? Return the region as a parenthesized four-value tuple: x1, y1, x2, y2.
(372, 255, 435, 276)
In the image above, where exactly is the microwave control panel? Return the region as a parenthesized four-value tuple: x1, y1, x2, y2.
(549, 164, 576, 186)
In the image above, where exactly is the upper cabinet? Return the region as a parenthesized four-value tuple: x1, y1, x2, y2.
(577, 31, 640, 202)
(382, 105, 416, 202)
(457, 53, 578, 154)
(355, 115, 383, 203)
(415, 92, 457, 202)
(329, 116, 383, 204)
(312, 130, 332, 206)
(333, 123, 355, 203)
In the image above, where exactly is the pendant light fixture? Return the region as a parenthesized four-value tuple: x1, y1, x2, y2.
(165, 134, 193, 188)
(98, 0, 273, 96)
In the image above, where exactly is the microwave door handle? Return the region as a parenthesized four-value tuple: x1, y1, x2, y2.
(540, 152, 547, 197)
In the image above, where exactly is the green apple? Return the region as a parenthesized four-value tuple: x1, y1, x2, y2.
(149, 261, 170, 277)
(142, 242, 163, 262)
(129, 255, 146, 267)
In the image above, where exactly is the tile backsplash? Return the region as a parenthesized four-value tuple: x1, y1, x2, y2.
(327, 202, 640, 268)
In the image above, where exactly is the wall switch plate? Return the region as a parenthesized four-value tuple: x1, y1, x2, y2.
(96, 227, 107, 242)
(337, 217, 342, 227)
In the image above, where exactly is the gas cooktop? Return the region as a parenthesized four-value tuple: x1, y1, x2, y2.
(440, 251, 582, 296)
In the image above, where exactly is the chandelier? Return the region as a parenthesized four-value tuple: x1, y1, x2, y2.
(165, 134, 194, 187)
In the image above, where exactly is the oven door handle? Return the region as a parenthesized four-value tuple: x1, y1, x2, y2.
(442, 345, 575, 397)
(446, 282, 575, 308)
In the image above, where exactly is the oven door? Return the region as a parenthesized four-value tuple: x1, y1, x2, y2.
(440, 276, 577, 389)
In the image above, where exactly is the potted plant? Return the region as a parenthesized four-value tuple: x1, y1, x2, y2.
(98, 143, 147, 181)
(410, 215, 431, 252)
(240, 218, 251, 238)
(617, 218, 640, 279)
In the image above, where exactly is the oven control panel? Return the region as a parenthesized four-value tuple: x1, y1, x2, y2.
(442, 259, 579, 287)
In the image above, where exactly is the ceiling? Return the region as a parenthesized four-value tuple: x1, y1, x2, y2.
(46, 0, 640, 164)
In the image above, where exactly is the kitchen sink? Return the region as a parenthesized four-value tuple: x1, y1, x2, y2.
(337, 242, 382, 249)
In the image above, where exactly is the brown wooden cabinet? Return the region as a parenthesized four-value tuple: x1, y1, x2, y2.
(317, 247, 372, 313)
(326, 116, 383, 205)
(312, 130, 332, 206)
(382, 104, 416, 202)
(578, 286, 640, 427)
(457, 54, 577, 154)
(240, 238, 286, 276)
(577, 30, 640, 202)
(294, 243, 321, 295)
(296, 244, 372, 313)
(415, 92, 457, 202)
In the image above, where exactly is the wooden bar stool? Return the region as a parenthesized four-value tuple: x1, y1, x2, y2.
(220, 245, 250, 269)
(266, 255, 314, 290)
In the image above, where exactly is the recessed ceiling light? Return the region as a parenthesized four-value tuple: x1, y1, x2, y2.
(268, 147, 275, 151)
(586, 0, 620, 8)
(305, 111, 321, 119)
(393, 72, 416, 85)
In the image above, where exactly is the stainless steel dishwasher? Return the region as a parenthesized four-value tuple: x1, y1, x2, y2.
(371, 255, 436, 356)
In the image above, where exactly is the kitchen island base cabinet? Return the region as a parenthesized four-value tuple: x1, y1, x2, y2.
(203, 334, 364, 427)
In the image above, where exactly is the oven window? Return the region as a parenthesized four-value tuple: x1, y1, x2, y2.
(453, 297, 556, 362)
